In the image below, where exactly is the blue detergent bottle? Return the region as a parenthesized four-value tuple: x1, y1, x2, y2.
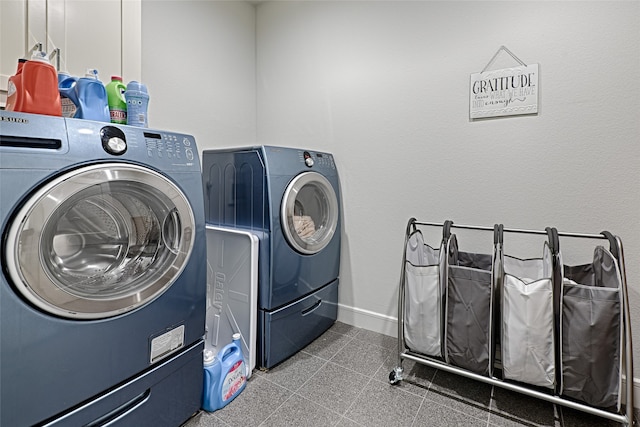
(75, 69, 110, 122)
(202, 349, 221, 412)
(58, 72, 79, 118)
(202, 333, 248, 412)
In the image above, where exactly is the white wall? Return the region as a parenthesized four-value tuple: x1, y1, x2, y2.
(141, 0, 640, 383)
(255, 0, 640, 374)
(141, 0, 256, 148)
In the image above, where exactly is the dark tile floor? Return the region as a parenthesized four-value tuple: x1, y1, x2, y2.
(182, 322, 626, 427)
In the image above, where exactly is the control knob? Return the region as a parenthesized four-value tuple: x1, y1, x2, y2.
(100, 126, 127, 155)
(303, 151, 314, 167)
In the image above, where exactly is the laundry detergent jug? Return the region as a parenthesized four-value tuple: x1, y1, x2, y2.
(75, 69, 110, 122)
(58, 72, 79, 118)
(202, 333, 247, 412)
(6, 52, 61, 116)
(5, 59, 26, 112)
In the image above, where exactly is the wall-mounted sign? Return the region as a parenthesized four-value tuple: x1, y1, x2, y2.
(470, 63, 539, 119)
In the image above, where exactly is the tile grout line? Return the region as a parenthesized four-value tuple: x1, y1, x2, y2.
(423, 367, 496, 426)
(254, 329, 368, 425)
(254, 375, 296, 427)
(409, 390, 428, 427)
(254, 326, 358, 394)
(303, 328, 397, 423)
(253, 341, 347, 427)
(486, 384, 494, 427)
(191, 324, 618, 427)
(285, 356, 376, 417)
(410, 364, 436, 427)
(340, 375, 376, 424)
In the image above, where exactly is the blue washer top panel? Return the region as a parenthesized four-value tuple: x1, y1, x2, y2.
(0, 111, 201, 174)
(261, 145, 338, 178)
(202, 147, 269, 230)
(202, 145, 339, 230)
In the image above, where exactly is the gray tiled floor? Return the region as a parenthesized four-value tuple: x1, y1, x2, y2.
(182, 322, 624, 427)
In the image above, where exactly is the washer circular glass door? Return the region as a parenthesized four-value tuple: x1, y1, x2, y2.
(5, 163, 195, 319)
(281, 172, 338, 255)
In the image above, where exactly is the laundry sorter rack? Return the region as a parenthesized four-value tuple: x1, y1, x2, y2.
(390, 218, 635, 426)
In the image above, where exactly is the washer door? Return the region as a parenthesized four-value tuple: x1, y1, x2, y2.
(281, 172, 338, 255)
(5, 163, 195, 319)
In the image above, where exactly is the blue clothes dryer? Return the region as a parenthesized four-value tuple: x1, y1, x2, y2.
(203, 146, 341, 368)
(0, 111, 206, 426)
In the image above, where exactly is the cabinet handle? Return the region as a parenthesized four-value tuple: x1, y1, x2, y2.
(25, 42, 43, 58)
(48, 48, 61, 71)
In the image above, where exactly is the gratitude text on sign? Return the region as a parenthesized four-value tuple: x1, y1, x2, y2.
(469, 64, 539, 119)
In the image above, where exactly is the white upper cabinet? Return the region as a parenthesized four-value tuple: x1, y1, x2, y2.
(1, 0, 140, 107)
(50, 0, 122, 80)
(1, 0, 28, 106)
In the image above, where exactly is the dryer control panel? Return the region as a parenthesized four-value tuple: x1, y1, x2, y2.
(300, 150, 336, 170)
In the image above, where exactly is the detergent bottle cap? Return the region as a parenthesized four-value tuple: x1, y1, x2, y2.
(85, 69, 99, 79)
(111, 75, 123, 82)
(203, 349, 216, 365)
(126, 80, 148, 94)
(232, 333, 241, 341)
(16, 58, 27, 74)
(31, 51, 50, 63)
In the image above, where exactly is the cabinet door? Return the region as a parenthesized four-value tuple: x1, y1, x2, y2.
(48, 0, 140, 86)
(0, 0, 28, 107)
(28, 0, 47, 53)
(1, 0, 140, 108)
(51, 0, 122, 80)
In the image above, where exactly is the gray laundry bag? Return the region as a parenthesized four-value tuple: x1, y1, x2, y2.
(444, 230, 496, 376)
(500, 238, 556, 388)
(560, 235, 623, 410)
(403, 229, 445, 357)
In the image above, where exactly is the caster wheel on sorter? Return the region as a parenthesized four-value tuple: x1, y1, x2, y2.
(389, 370, 400, 385)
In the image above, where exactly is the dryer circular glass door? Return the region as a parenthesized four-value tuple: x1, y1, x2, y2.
(5, 163, 196, 319)
(281, 171, 338, 255)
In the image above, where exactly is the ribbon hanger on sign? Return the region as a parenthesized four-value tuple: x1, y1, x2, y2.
(481, 45, 527, 74)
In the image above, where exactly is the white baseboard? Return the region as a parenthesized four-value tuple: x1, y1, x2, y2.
(337, 303, 398, 338)
(625, 376, 640, 411)
(336, 303, 639, 410)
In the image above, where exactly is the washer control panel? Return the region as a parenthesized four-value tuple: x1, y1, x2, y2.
(142, 131, 195, 162)
(100, 127, 196, 164)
